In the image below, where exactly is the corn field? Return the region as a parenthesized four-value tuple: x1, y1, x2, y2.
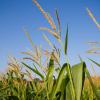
(0, 0, 100, 100)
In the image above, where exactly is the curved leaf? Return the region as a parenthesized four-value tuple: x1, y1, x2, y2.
(22, 62, 44, 79)
(88, 58, 100, 67)
(46, 56, 54, 94)
(71, 62, 86, 100)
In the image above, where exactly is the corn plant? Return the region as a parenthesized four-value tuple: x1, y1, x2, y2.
(0, 0, 100, 100)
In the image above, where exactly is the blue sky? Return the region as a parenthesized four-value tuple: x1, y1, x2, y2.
(0, 0, 100, 74)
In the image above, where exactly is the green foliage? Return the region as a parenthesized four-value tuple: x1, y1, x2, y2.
(88, 58, 100, 67)
(0, 1, 100, 100)
(65, 25, 68, 55)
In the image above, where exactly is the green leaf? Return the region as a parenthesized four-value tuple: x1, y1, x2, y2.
(60, 75, 70, 100)
(66, 80, 72, 100)
(66, 62, 76, 100)
(71, 62, 86, 100)
(51, 63, 69, 99)
(55, 9, 61, 33)
(22, 62, 44, 79)
(46, 56, 54, 94)
(65, 25, 68, 55)
(88, 58, 100, 67)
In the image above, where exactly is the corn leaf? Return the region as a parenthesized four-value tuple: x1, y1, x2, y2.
(46, 56, 54, 94)
(71, 62, 86, 100)
(88, 58, 100, 67)
(65, 25, 68, 55)
(60, 75, 70, 100)
(55, 9, 61, 33)
(22, 62, 44, 79)
(51, 63, 68, 99)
